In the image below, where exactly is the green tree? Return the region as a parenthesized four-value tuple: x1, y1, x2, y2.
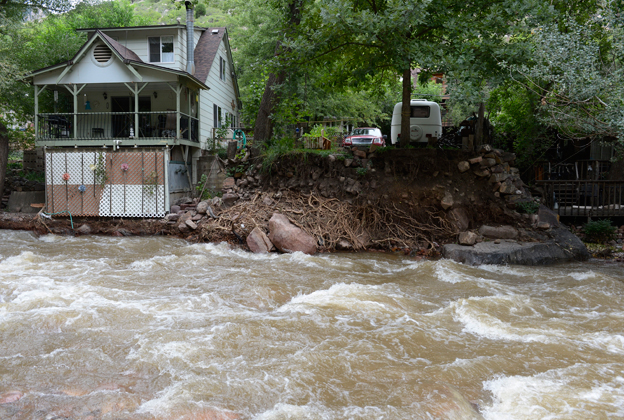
(508, 3, 624, 141)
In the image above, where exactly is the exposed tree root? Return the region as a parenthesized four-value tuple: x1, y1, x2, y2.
(199, 191, 458, 252)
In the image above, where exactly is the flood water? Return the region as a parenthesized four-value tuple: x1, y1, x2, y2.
(0, 230, 623, 420)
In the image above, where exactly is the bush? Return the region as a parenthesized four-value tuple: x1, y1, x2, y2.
(516, 201, 539, 214)
(583, 219, 616, 244)
(195, 3, 207, 17)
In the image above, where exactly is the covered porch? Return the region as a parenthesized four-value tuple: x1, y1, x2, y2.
(34, 81, 202, 148)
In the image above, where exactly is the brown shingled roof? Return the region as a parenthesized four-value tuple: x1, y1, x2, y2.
(194, 27, 226, 83)
(98, 30, 143, 63)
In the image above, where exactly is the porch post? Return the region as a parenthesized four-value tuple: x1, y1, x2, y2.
(187, 88, 192, 142)
(134, 85, 139, 139)
(73, 86, 78, 140)
(124, 82, 148, 139)
(176, 85, 181, 140)
(34, 85, 39, 139)
(65, 84, 86, 139)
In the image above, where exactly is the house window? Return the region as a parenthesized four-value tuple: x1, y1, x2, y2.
(219, 56, 226, 81)
(148, 36, 174, 63)
(214, 104, 222, 128)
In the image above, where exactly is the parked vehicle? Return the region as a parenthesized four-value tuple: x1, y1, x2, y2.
(390, 99, 442, 145)
(343, 127, 386, 147)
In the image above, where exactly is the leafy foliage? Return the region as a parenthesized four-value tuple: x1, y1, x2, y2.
(508, 4, 624, 141)
(515, 201, 539, 214)
(583, 219, 617, 244)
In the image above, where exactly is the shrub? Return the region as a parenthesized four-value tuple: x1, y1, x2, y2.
(583, 219, 616, 244)
(195, 3, 207, 17)
(516, 201, 539, 214)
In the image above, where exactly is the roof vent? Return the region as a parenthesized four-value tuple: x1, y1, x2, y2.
(93, 44, 112, 63)
(212, 29, 219, 34)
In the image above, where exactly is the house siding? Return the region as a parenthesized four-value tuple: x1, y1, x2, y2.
(199, 38, 240, 149)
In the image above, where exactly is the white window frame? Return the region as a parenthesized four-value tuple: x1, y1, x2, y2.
(219, 56, 226, 82)
(148, 36, 174, 64)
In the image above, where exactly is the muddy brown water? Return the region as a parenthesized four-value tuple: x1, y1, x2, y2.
(0, 231, 623, 420)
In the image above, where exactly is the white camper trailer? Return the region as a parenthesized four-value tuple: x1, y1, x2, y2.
(390, 99, 442, 145)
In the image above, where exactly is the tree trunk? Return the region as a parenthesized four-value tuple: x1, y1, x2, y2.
(399, 68, 412, 147)
(475, 102, 485, 151)
(253, 1, 302, 144)
(253, 51, 286, 143)
(0, 122, 8, 206)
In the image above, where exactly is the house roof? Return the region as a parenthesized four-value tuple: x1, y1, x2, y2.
(75, 24, 207, 33)
(25, 25, 241, 99)
(98, 31, 143, 63)
(194, 27, 225, 83)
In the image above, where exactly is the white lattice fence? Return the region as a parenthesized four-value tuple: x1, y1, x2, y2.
(45, 148, 168, 217)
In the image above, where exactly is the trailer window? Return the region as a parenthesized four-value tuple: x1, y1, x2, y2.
(411, 106, 430, 118)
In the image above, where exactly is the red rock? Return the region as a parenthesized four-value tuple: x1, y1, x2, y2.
(0, 391, 23, 404)
(268, 213, 317, 255)
(246, 227, 274, 253)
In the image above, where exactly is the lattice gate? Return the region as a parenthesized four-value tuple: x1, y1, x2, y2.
(45, 148, 168, 217)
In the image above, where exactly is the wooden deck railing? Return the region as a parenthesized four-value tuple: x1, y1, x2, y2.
(537, 180, 624, 217)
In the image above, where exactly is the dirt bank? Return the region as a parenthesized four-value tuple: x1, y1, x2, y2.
(0, 147, 575, 259)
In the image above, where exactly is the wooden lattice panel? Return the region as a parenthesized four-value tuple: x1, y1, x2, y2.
(45, 149, 168, 217)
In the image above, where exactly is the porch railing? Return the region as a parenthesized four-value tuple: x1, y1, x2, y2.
(537, 180, 624, 217)
(37, 111, 199, 143)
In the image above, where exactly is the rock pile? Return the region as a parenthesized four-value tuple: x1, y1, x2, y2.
(456, 144, 530, 206)
(2, 171, 45, 209)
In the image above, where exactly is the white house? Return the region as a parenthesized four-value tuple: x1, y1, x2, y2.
(25, 2, 241, 217)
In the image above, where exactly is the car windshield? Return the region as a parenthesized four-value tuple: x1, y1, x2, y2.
(352, 128, 380, 136)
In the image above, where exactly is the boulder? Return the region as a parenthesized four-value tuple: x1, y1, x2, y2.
(170, 205, 181, 214)
(489, 173, 510, 183)
(246, 227, 274, 253)
(179, 211, 193, 224)
(499, 181, 519, 195)
(450, 207, 470, 231)
(441, 191, 454, 210)
(480, 158, 497, 167)
(268, 213, 317, 255)
(468, 156, 483, 165)
(443, 227, 589, 265)
(473, 168, 490, 178)
(196, 200, 210, 214)
(222, 177, 236, 190)
(178, 222, 189, 233)
(76, 224, 92, 235)
(222, 193, 240, 207)
(458, 231, 478, 245)
(538, 205, 560, 228)
(457, 161, 470, 173)
(166, 213, 180, 221)
(185, 220, 198, 230)
(353, 150, 367, 158)
(478, 225, 519, 239)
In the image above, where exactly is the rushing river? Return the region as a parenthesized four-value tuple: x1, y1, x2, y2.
(0, 230, 623, 420)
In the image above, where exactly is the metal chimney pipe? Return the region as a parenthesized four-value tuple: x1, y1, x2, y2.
(185, 1, 195, 75)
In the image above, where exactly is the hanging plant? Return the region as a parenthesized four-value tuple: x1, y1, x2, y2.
(90, 152, 108, 188)
(143, 170, 159, 197)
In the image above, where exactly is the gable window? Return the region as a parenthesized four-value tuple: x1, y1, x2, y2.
(149, 36, 174, 63)
(219, 56, 226, 81)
